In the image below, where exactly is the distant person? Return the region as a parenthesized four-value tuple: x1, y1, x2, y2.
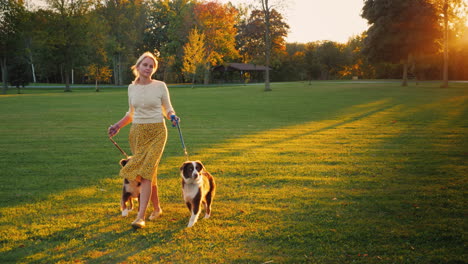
(108, 51, 179, 229)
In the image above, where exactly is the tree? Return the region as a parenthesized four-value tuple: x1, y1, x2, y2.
(237, 9, 289, 65)
(362, 0, 441, 86)
(85, 64, 112, 92)
(100, 0, 146, 85)
(260, 0, 272, 91)
(339, 34, 375, 79)
(274, 43, 307, 81)
(236, 5, 288, 89)
(193, 1, 239, 84)
(304, 42, 321, 82)
(46, 0, 94, 91)
(0, 0, 27, 94)
(145, 0, 195, 83)
(429, 0, 467, 87)
(315, 41, 346, 80)
(182, 28, 206, 87)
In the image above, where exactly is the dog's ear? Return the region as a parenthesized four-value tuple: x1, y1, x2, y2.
(120, 157, 132, 167)
(180, 161, 189, 171)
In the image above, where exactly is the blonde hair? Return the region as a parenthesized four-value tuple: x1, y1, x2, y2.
(131, 52, 159, 83)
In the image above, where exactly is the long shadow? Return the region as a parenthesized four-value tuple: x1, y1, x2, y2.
(245, 95, 467, 262)
(2, 209, 190, 263)
(0, 92, 392, 209)
(0, 98, 399, 263)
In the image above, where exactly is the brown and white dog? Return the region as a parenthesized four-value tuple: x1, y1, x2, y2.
(120, 157, 141, 217)
(180, 161, 216, 227)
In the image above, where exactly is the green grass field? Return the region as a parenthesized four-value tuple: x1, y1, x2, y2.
(0, 81, 466, 263)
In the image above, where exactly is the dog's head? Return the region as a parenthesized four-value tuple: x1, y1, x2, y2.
(180, 160, 204, 182)
(120, 157, 132, 167)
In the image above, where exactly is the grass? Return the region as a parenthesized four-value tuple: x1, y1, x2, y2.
(0, 81, 467, 263)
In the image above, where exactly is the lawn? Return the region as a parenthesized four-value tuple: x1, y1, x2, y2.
(0, 81, 466, 263)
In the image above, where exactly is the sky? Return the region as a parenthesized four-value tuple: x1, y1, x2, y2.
(29, 0, 370, 44)
(219, 0, 370, 44)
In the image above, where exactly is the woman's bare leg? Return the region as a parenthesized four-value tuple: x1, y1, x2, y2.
(136, 178, 152, 220)
(149, 184, 162, 219)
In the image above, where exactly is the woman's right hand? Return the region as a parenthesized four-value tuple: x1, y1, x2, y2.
(108, 124, 120, 138)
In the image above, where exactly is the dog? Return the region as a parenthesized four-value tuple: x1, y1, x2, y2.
(180, 161, 216, 227)
(119, 157, 141, 217)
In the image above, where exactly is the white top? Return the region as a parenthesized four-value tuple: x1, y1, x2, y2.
(127, 80, 174, 124)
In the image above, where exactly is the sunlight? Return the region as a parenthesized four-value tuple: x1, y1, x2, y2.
(2, 93, 466, 262)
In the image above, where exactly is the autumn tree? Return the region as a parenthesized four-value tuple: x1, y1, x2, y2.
(85, 64, 112, 92)
(236, 9, 288, 66)
(193, 1, 239, 84)
(182, 28, 206, 87)
(237, 0, 288, 91)
(339, 34, 375, 79)
(274, 43, 307, 81)
(362, 0, 441, 86)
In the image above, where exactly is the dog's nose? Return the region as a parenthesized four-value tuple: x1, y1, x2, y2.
(192, 173, 199, 179)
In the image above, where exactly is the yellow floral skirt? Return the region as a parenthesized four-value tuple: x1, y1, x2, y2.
(119, 122, 167, 185)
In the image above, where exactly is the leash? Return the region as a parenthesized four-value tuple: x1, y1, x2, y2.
(173, 116, 190, 161)
(109, 136, 129, 159)
(109, 117, 188, 161)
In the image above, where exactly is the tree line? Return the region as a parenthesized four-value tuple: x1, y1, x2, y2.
(1, 0, 467, 94)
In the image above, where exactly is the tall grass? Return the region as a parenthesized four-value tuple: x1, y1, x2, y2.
(0, 82, 466, 263)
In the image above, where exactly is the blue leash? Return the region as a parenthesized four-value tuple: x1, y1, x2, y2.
(172, 115, 189, 161)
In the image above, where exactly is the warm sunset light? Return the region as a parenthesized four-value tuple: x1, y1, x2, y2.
(219, 0, 369, 43)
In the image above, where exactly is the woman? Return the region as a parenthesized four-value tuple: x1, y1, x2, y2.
(108, 52, 179, 229)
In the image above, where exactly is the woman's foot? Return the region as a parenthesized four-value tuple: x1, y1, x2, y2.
(149, 209, 162, 220)
(131, 218, 145, 229)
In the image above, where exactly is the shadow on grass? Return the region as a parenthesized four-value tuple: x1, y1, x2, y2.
(1, 85, 466, 262)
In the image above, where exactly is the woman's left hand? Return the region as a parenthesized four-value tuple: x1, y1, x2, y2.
(170, 114, 180, 127)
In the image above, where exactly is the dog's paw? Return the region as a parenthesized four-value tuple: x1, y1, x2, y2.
(122, 209, 129, 217)
(187, 217, 197, 228)
(204, 213, 211, 219)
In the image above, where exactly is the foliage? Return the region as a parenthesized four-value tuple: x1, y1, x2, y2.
(84, 64, 112, 92)
(2, 0, 468, 87)
(0, 0, 27, 93)
(236, 8, 289, 66)
(362, 0, 441, 85)
(182, 28, 206, 85)
(8, 55, 30, 92)
(0, 82, 467, 263)
(193, 1, 239, 84)
(339, 35, 375, 79)
(99, 0, 147, 86)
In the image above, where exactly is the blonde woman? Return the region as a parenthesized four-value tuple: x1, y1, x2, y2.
(108, 52, 179, 229)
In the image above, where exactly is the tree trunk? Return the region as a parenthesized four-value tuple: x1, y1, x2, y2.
(29, 53, 37, 83)
(113, 57, 118, 85)
(1, 57, 8, 94)
(31, 63, 36, 83)
(263, 0, 272, 92)
(402, 57, 409, 87)
(203, 63, 210, 85)
(191, 73, 196, 89)
(64, 70, 71, 92)
(441, 0, 449, 88)
(118, 53, 123, 85)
